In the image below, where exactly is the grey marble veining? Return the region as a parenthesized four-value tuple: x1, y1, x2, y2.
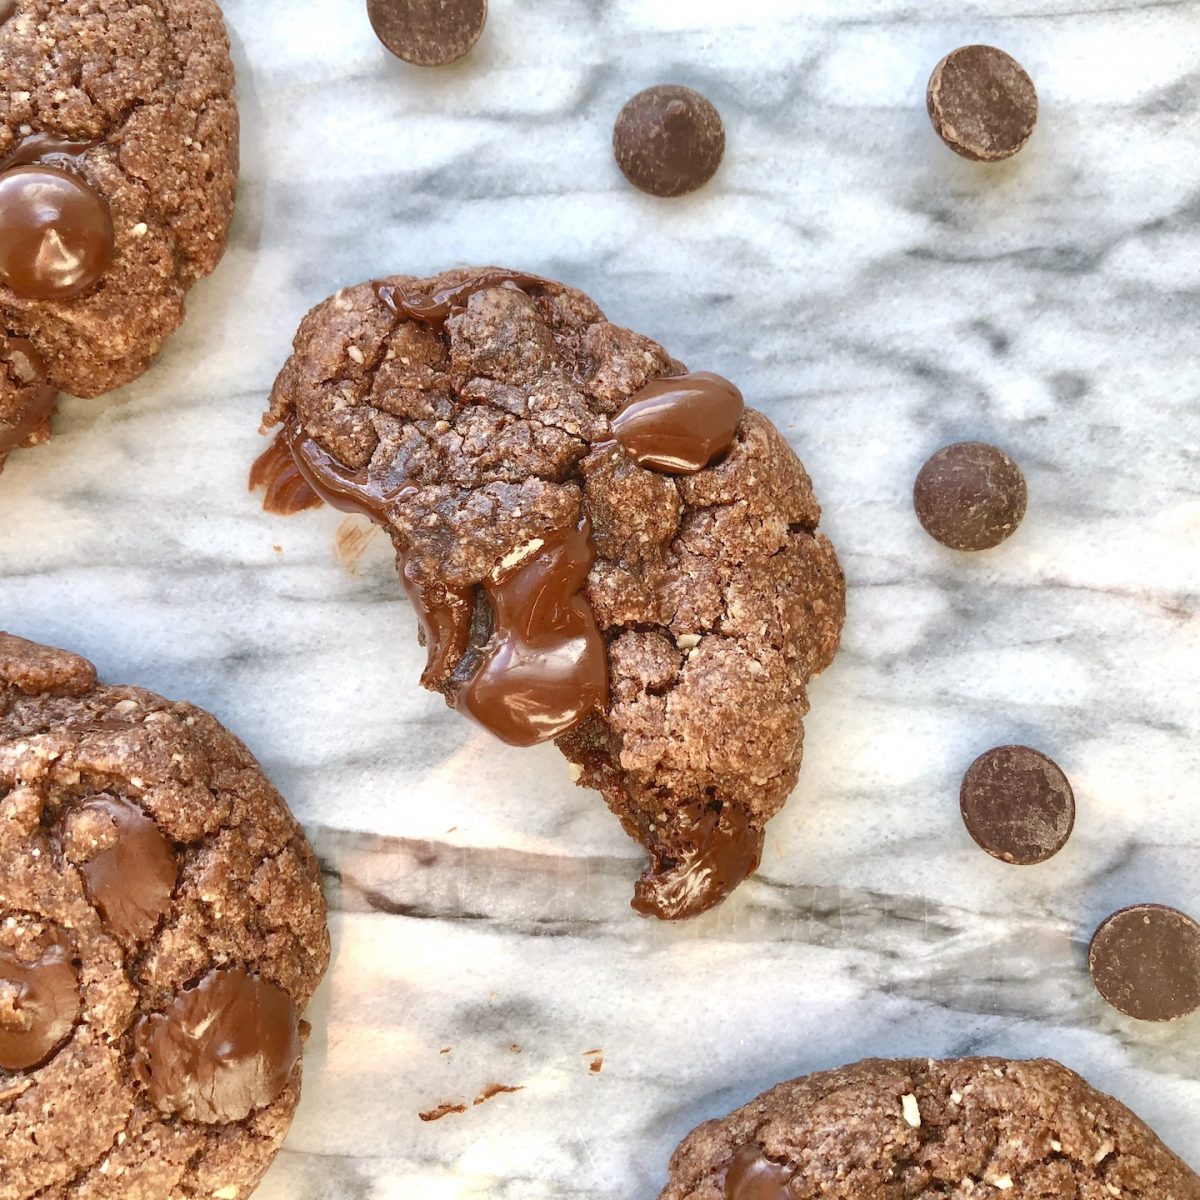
(2, 0, 1200, 1196)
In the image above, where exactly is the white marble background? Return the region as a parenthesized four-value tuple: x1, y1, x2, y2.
(3, 0, 1200, 1195)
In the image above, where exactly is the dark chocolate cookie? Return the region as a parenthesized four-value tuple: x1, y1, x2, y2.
(0, 0, 239, 472)
(0, 633, 329, 1200)
(661, 1057, 1200, 1198)
(255, 268, 845, 920)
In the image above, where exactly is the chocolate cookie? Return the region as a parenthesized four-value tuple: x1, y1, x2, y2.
(0, 0, 239, 471)
(661, 1057, 1200, 1198)
(0, 633, 329, 1199)
(254, 268, 845, 919)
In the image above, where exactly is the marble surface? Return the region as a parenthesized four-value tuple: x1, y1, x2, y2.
(3, 0, 1200, 1195)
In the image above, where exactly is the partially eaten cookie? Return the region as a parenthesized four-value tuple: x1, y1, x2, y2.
(255, 268, 845, 919)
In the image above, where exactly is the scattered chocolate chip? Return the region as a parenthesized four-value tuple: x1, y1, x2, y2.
(133, 968, 301, 1122)
(611, 371, 745, 474)
(1090, 904, 1200, 1022)
(0, 165, 114, 300)
(913, 441, 1027, 552)
(366, 0, 487, 67)
(959, 745, 1075, 866)
(927, 45, 1038, 162)
(613, 85, 725, 198)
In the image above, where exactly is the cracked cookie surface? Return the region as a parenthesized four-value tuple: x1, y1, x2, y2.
(660, 1057, 1200, 1199)
(0, 633, 329, 1200)
(0, 0, 238, 470)
(259, 267, 845, 919)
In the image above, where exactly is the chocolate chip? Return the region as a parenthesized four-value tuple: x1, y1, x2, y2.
(0, 0, 16, 24)
(0, 165, 114, 300)
(0, 929, 80, 1072)
(133, 968, 302, 1122)
(73, 796, 178, 944)
(1090, 905, 1200, 1022)
(724, 1144, 794, 1198)
(928, 45, 1038, 162)
(913, 442, 1027, 552)
(611, 371, 745, 475)
(960, 746, 1075, 866)
(366, 0, 487, 67)
(613, 85, 725, 198)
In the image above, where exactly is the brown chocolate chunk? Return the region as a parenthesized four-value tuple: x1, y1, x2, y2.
(0, 1, 16, 23)
(367, 0, 487, 67)
(454, 520, 610, 747)
(259, 268, 845, 919)
(959, 745, 1075, 866)
(134, 967, 302, 1123)
(73, 796, 178, 943)
(0, 335, 58, 464)
(724, 1144, 793, 1198)
(928, 45, 1038, 162)
(613, 85, 725, 198)
(0, 928, 80, 1072)
(1090, 904, 1200, 1022)
(0, 632, 329, 1196)
(0, 166, 113, 300)
(659, 1058, 1200, 1199)
(611, 372, 745, 475)
(913, 441, 1027, 551)
(632, 804, 764, 921)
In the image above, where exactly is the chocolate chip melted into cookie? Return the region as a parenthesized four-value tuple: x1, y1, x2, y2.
(723, 1145, 794, 1199)
(633, 803, 763, 920)
(72, 796, 178, 944)
(0, 928, 80, 1072)
(379, 269, 549, 328)
(0, 159, 114, 300)
(611, 372, 745, 474)
(134, 967, 301, 1124)
(0, 335, 57, 457)
(455, 519, 608, 746)
(0, 134, 99, 172)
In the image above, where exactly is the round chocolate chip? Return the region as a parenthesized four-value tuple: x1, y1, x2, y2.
(913, 441, 1027, 552)
(1090, 905, 1200, 1022)
(0, 165, 114, 300)
(960, 745, 1075, 866)
(366, 0, 487, 67)
(613, 85, 725, 198)
(928, 45, 1038, 162)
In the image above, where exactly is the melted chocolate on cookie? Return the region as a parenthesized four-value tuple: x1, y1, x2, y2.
(723, 1144, 795, 1199)
(633, 804, 764, 920)
(454, 520, 609, 746)
(0, 165, 114, 300)
(0, 928, 80, 1072)
(1, 335, 57, 457)
(378, 269, 547, 329)
(611, 371, 744, 474)
(134, 967, 301, 1124)
(76, 796, 178, 943)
